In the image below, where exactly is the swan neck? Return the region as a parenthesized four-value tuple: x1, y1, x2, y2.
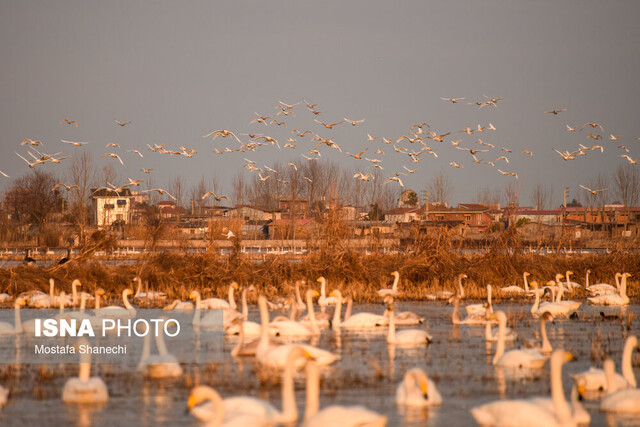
(49, 280, 55, 300)
(304, 361, 320, 422)
(621, 338, 637, 388)
(493, 315, 505, 364)
(392, 274, 399, 292)
(331, 291, 342, 330)
(156, 324, 169, 356)
(280, 351, 300, 422)
(523, 273, 529, 292)
(306, 292, 319, 334)
(79, 352, 91, 382)
(550, 353, 571, 423)
(79, 293, 86, 312)
(123, 291, 134, 310)
(344, 298, 352, 320)
(231, 321, 244, 357)
(258, 297, 270, 353)
(295, 282, 304, 307)
(192, 293, 201, 325)
(241, 289, 248, 319)
(14, 301, 22, 333)
(532, 286, 540, 314)
(387, 305, 396, 343)
(541, 317, 551, 353)
(135, 278, 142, 296)
(140, 331, 151, 364)
(72, 282, 78, 305)
(585, 271, 590, 288)
(451, 299, 461, 324)
(458, 276, 465, 298)
(320, 278, 326, 297)
(228, 285, 237, 310)
(95, 292, 101, 310)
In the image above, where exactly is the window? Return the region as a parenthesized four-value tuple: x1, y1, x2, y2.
(117, 199, 127, 206)
(104, 204, 114, 210)
(116, 214, 123, 221)
(465, 215, 471, 221)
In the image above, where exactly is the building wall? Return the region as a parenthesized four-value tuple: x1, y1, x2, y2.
(93, 196, 132, 227)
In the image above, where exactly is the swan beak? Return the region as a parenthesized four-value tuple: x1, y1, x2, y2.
(233, 283, 239, 290)
(20, 299, 26, 306)
(186, 394, 197, 411)
(577, 383, 586, 399)
(316, 278, 321, 282)
(565, 352, 575, 362)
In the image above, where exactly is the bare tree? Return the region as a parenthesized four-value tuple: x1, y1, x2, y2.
(475, 185, 501, 206)
(231, 172, 248, 206)
(67, 152, 97, 245)
(530, 183, 553, 210)
(101, 164, 117, 187)
(613, 164, 640, 207)
(191, 177, 208, 215)
(168, 175, 186, 208)
(427, 172, 453, 207)
(4, 170, 61, 245)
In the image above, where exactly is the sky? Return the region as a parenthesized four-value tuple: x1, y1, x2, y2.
(1, 0, 639, 208)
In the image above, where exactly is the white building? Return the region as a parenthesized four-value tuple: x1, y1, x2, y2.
(91, 188, 133, 227)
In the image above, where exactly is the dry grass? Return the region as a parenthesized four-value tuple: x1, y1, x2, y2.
(0, 246, 639, 305)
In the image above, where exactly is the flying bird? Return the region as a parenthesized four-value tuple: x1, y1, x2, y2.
(106, 142, 119, 148)
(203, 129, 242, 143)
(367, 134, 376, 141)
(497, 170, 518, 179)
(566, 125, 576, 132)
(202, 192, 229, 203)
(348, 149, 368, 159)
(403, 166, 415, 174)
(115, 119, 131, 127)
(313, 119, 342, 129)
(126, 178, 144, 186)
(101, 153, 124, 165)
(609, 135, 622, 141)
(581, 122, 604, 131)
(258, 173, 270, 182)
(449, 162, 463, 168)
(140, 168, 152, 174)
(286, 163, 298, 171)
(128, 149, 143, 157)
(61, 139, 88, 146)
(579, 185, 607, 195)
(60, 119, 78, 127)
(544, 109, 567, 115)
(52, 183, 79, 192)
(143, 188, 176, 200)
(619, 154, 638, 164)
(441, 97, 465, 103)
(384, 176, 404, 187)
(344, 118, 365, 126)
(21, 138, 42, 146)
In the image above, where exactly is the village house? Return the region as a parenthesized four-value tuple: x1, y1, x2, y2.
(91, 188, 134, 227)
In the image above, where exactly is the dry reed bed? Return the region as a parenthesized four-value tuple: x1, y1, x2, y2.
(0, 250, 639, 305)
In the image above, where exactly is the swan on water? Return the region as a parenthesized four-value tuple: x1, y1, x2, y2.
(396, 367, 442, 407)
(378, 271, 401, 297)
(62, 339, 109, 404)
(471, 350, 581, 426)
(588, 272, 630, 306)
(491, 311, 547, 369)
(386, 297, 431, 346)
(600, 357, 640, 414)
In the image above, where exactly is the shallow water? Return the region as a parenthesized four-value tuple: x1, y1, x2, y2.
(0, 301, 638, 426)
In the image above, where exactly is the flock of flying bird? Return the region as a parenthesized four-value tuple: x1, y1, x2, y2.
(0, 270, 637, 426)
(3, 96, 638, 204)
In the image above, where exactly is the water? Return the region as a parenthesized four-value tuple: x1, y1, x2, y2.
(0, 302, 638, 426)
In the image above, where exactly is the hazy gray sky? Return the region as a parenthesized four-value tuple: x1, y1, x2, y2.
(2, 0, 639, 207)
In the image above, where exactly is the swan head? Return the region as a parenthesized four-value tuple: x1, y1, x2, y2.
(540, 311, 554, 322)
(586, 269, 591, 273)
(96, 288, 105, 296)
(524, 272, 530, 277)
(489, 310, 506, 324)
(308, 290, 320, 299)
(316, 276, 325, 283)
(49, 278, 55, 285)
(566, 271, 573, 277)
(230, 282, 239, 290)
(555, 274, 564, 282)
(188, 385, 221, 411)
(459, 274, 468, 280)
(123, 289, 133, 297)
(627, 335, 638, 350)
(131, 276, 142, 284)
(405, 368, 430, 398)
(72, 279, 82, 287)
(391, 271, 399, 277)
(15, 297, 26, 308)
(447, 295, 459, 305)
(530, 280, 539, 289)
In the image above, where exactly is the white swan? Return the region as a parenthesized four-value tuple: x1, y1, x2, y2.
(0, 385, 7, 408)
(137, 319, 183, 378)
(600, 357, 640, 414)
(562, 270, 582, 291)
(27, 278, 55, 308)
(552, 275, 581, 312)
(163, 299, 194, 311)
(133, 276, 167, 302)
(435, 273, 466, 301)
(396, 367, 442, 407)
(485, 303, 519, 343)
(95, 289, 136, 318)
(386, 298, 431, 346)
(378, 271, 401, 297)
(573, 334, 638, 393)
(330, 290, 387, 329)
(256, 296, 339, 371)
(588, 272, 630, 306)
(530, 281, 577, 318)
(471, 350, 579, 426)
(382, 297, 424, 326)
(62, 339, 109, 404)
(190, 290, 241, 328)
(201, 282, 239, 310)
(302, 360, 387, 427)
(316, 277, 339, 308)
(70, 279, 94, 307)
(449, 295, 489, 325)
(500, 272, 530, 297)
(225, 287, 261, 336)
(522, 312, 553, 353)
(491, 311, 547, 369)
(465, 283, 493, 316)
(0, 298, 25, 335)
(269, 290, 319, 337)
(0, 293, 12, 304)
(586, 271, 620, 297)
(190, 346, 311, 424)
